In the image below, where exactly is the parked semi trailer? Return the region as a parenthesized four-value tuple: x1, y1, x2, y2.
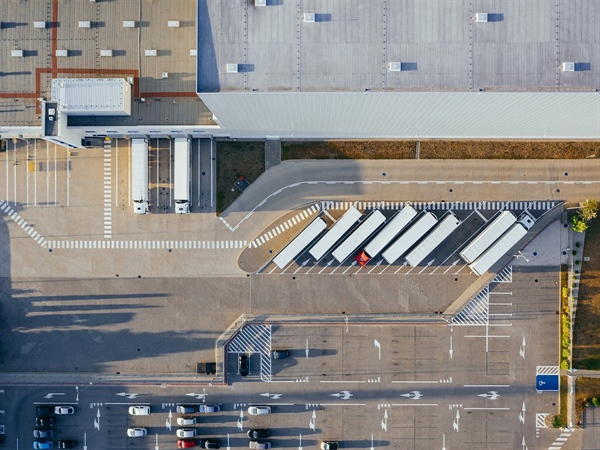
(404, 212, 461, 267)
(460, 211, 517, 263)
(273, 216, 327, 270)
(309, 206, 362, 261)
(381, 212, 438, 264)
(355, 205, 417, 266)
(332, 210, 386, 263)
(174, 137, 192, 214)
(131, 138, 149, 215)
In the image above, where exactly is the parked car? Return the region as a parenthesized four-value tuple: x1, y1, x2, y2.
(33, 442, 53, 450)
(54, 406, 74, 415)
(177, 416, 197, 425)
(271, 350, 289, 359)
(128, 405, 151, 416)
(247, 429, 270, 439)
(36, 405, 53, 416)
(33, 429, 55, 438)
(127, 427, 147, 438)
(239, 354, 249, 377)
(35, 417, 56, 427)
(178, 440, 196, 449)
(204, 439, 221, 449)
(247, 406, 271, 416)
(57, 440, 77, 449)
(177, 429, 197, 438)
(199, 404, 220, 413)
(249, 441, 271, 449)
(321, 442, 339, 450)
(176, 405, 197, 414)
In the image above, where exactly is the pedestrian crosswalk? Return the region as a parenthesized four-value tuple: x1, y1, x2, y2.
(46, 240, 247, 250)
(103, 143, 112, 239)
(249, 203, 320, 248)
(0, 199, 47, 248)
(321, 201, 557, 211)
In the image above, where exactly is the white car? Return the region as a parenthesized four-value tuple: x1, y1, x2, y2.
(177, 416, 197, 425)
(54, 406, 75, 415)
(176, 429, 197, 438)
(129, 405, 151, 416)
(127, 427, 147, 438)
(199, 404, 220, 413)
(247, 406, 271, 416)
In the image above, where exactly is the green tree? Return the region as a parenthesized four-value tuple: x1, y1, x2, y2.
(579, 199, 599, 222)
(572, 215, 588, 233)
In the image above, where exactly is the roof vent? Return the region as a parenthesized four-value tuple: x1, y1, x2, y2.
(303, 13, 316, 22)
(161, 72, 169, 79)
(388, 62, 402, 72)
(226, 63, 239, 73)
(561, 62, 575, 72)
(123, 21, 136, 28)
(167, 21, 180, 28)
(255, 0, 267, 6)
(56, 49, 69, 57)
(11, 50, 24, 57)
(78, 21, 91, 28)
(189, 49, 197, 57)
(100, 49, 113, 57)
(145, 49, 158, 57)
(474, 13, 488, 22)
(34, 21, 46, 29)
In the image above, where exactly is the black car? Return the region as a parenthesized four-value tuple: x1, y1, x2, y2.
(239, 354, 249, 377)
(33, 429, 55, 438)
(271, 350, 289, 360)
(37, 405, 54, 416)
(58, 440, 77, 449)
(35, 417, 56, 427)
(176, 404, 197, 414)
(247, 429, 270, 439)
(199, 440, 221, 449)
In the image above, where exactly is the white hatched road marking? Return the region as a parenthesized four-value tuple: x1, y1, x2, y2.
(451, 286, 489, 326)
(103, 143, 112, 239)
(227, 324, 272, 382)
(536, 366, 559, 376)
(250, 203, 320, 248)
(491, 265, 513, 283)
(0, 199, 47, 248)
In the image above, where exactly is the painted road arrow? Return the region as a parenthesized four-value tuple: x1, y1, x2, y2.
(94, 408, 100, 430)
(400, 391, 423, 400)
(519, 402, 526, 424)
(155, 433, 160, 450)
(331, 390, 353, 400)
(83, 432, 87, 450)
(44, 393, 65, 399)
(299, 433, 303, 450)
(260, 393, 282, 399)
(370, 433, 374, 450)
(116, 392, 138, 399)
(186, 392, 206, 399)
(165, 409, 172, 430)
(449, 336, 453, 359)
(478, 391, 500, 400)
(381, 409, 388, 431)
(227, 433, 231, 450)
(453, 410, 460, 432)
(305, 339, 309, 359)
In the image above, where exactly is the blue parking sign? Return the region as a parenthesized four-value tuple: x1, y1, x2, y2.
(536, 374, 559, 391)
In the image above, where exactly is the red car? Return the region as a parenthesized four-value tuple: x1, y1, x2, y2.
(178, 440, 196, 449)
(355, 250, 371, 266)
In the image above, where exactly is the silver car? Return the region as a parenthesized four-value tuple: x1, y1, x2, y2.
(249, 441, 271, 449)
(54, 406, 75, 415)
(129, 405, 151, 416)
(247, 406, 271, 416)
(177, 416, 197, 425)
(127, 427, 147, 438)
(177, 429, 197, 438)
(199, 404, 220, 413)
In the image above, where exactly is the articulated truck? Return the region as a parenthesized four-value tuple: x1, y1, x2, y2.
(131, 138, 149, 214)
(174, 137, 192, 214)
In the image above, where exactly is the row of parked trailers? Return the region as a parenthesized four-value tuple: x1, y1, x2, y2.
(272, 204, 535, 276)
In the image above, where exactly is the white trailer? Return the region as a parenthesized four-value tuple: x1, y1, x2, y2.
(404, 212, 461, 267)
(309, 206, 362, 260)
(381, 212, 437, 264)
(174, 137, 192, 214)
(332, 210, 386, 263)
(460, 211, 516, 263)
(273, 216, 327, 270)
(361, 205, 417, 262)
(469, 223, 527, 276)
(131, 138, 149, 214)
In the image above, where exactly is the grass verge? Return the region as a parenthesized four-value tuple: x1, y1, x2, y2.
(281, 140, 600, 160)
(560, 266, 570, 371)
(572, 217, 600, 369)
(216, 141, 265, 215)
(576, 377, 600, 425)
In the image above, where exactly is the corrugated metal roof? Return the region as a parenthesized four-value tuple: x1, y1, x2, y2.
(199, 92, 600, 139)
